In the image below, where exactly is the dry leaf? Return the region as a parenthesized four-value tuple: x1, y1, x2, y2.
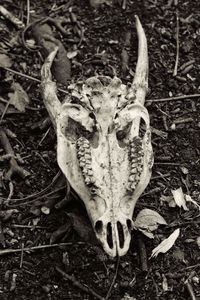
(171, 187, 188, 210)
(185, 195, 200, 210)
(196, 237, 200, 248)
(162, 274, 169, 291)
(8, 82, 30, 112)
(121, 293, 136, 300)
(89, 0, 113, 7)
(160, 195, 176, 207)
(151, 228, 180, 258)
(134, 208, 167, 238)
(0, 53, 13, 68)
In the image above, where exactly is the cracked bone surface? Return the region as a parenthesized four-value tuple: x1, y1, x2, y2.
(41, 16, 153, 257)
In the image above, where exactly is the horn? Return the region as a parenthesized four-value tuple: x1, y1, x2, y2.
(133, 15, 148, 106)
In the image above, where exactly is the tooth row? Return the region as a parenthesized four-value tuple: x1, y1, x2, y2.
(76, 137, 95, 187)
(127, 137, 144, 192)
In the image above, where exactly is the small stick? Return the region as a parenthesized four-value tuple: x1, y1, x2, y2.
(26, 0, 30, 25)
(20, 242, 24, 268)
(0, 221, 6, 247)
(147, 94, 200, 103)
(7, 181, 14, 203)
(56, 266, 105, 300)
(173, 10, 180, 76)
(185, 280, 196, 300)
(0, 5, 25, 29)
(0, 128, 30, 182)
(0, 66, 68, 95)
(0, 242, 83, 256)
(137, 234, 148, 272)
(11, 224, 47, 229)
(105, 256, 120, 300)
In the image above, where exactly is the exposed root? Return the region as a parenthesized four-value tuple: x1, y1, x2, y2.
(105, 256, 120, 300)
(0, 128, 30, 182)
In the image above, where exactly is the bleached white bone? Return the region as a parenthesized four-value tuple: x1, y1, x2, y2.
(41, 16, 153, 257)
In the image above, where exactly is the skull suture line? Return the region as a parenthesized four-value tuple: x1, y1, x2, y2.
(41, 16, 153, 257)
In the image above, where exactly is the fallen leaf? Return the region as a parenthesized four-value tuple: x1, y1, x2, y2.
(0, 53, 13, 68)
(8, 82, 30, 112)
(162, 274, 168, 291)
(171, 187, 188, 210)
(160, 195, 176, 207)
(121, 293, 136, 300)
(185, 195, 200, 210)
(89, 0, 113, 7)
(134, 208, 167, 238)
(151, 228, 180, 258)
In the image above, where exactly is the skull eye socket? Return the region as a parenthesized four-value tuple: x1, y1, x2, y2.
(60, 105, 99, 144)
(116, 122, 132, 142)
(63, 117, 95, 141)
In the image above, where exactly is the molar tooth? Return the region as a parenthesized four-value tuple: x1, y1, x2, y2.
(79, 157, 86, 162)
(87, 170, 93, 176)
(84, 154, 91, 160)
(130, 182, 136, 190)
(129, 175, 136, 182)
(137, 165, 143, 173)
(79, 162, 86, 168)
(130, 167, 137, 174)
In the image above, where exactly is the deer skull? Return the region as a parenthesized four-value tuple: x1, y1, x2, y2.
(41, 16, 153, 257)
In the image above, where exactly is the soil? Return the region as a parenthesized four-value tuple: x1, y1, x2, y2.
(0, 0, 200, 299)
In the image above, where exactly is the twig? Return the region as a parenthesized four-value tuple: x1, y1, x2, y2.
(7, 181, 14, 203)
(0, 5, 25, 29)
(38, 127, 51, 146)
(121, 31, 131, 76)
(56, 266, 105, 300)
(154, 162, 180, 166)
(26, 0, 30, 25)
(185, 274, 196, 300)
(137, 233, 148, 272)
(173, 10, 180, 76)
(20, 242, 24, 268)
(0, 242, 83, 256)
(105, 256, 120, 300)
(0, 66, 68, 95)
(0, 128, 30, 182)
(0, 221, 6, 247)
(11, 224, 47, 229)
(0, 98, 12, 124)
(147, 94, 200, 103)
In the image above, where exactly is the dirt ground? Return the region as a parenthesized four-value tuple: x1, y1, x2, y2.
(0, 0, 200, 299)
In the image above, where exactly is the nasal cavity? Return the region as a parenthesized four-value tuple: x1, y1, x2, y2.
(107, 222, 113, 249)
(117, 221, 124, 249)
(95, 220, 103, 234)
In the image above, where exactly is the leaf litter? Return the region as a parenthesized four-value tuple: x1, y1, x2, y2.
(151, 228, 180, 258)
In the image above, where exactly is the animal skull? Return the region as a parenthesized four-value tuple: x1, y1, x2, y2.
(41, 16, 153, 257)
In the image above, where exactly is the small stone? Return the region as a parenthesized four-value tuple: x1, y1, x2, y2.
(42, 285, 51, 293)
